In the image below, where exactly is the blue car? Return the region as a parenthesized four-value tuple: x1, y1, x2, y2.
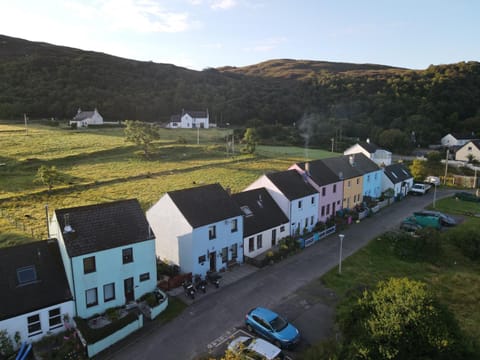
(245, 307, 300, 349)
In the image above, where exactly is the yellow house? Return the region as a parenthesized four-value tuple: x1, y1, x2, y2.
(342, 175, 363, 209)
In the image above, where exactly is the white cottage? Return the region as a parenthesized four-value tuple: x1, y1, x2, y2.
(0, 239, 74, 345)
(344, 139, 392, 166)
(49, 199, 157, 319)
(147, 183, 243, 276)
(441, 133, 478, 148)
(455, 140, 480, 162)
(245, 170, 319, 237)
(166, 109, 209, 129)
(69, 108, 104, 128)
(382, 163, 414, 198)
(231, 188, 289, 259)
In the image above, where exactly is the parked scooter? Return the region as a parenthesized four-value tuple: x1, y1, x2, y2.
(182, 280, 196, 299)
(194, 274, 207, 293)
(206, 271, 222, 288)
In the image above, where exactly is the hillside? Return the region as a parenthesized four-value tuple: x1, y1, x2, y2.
(1, 34, 479, 150)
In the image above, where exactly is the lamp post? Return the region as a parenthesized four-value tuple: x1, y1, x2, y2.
(338, 234, 344, 274)
(433, 184, 437, 208)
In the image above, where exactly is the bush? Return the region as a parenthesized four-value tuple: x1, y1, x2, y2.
(446, 226, 480, 261)
(386, 229, 442, 263)
(74, 312, 138, 344)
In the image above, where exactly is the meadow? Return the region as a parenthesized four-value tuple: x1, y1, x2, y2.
(0, 122, 335, 245)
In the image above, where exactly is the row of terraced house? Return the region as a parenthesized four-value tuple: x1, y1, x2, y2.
(0, 140, 413, 357)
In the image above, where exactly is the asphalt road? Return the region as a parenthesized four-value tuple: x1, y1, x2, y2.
(97, 189, 455, 360)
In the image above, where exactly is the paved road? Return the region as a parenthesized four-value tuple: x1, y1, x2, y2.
(98, 190, 454, 360)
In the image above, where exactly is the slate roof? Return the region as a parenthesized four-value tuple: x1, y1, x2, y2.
(184, 110, 208, 118)
(0, 239, 72, 321)
(450, 132, 478, 141)
(321, 155, 362, 180)
(349, 152, 381, 174)
(73, 111, 94, 121)
(231, 188, 289, 237)
(55, 199, 153, 258)
(169, 114, 181, 122)
(383, 163, 413, 184)
(295, 160, 339, 186)
(168, 183, 243, 228)
(265, 170, 317, 201)
(357, 141, 379, 153)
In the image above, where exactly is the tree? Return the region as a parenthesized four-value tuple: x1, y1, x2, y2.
(34, 165, 64, 192)
(242, 127, 259, 154)
(377, 128, 411, 154)
(409, 159, 427, 181)
(124, 120, 160, 159)
(339, 277, 469, 360)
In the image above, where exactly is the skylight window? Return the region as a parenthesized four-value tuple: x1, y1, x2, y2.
(391, 172, 398, 179)
(17, 265, 37, 286)
(241, 206, 253, 217)
(401, 169, 409, 176)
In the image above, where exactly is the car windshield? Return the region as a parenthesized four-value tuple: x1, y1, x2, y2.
(270, 316, 288, 331)
(242, 337, 254, 347)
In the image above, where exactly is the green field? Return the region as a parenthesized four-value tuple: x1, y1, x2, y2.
(322, 196, 480, 345)
(0, 123, 335, 245)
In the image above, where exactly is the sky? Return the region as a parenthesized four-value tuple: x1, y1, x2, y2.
(0, 0, 479, 71)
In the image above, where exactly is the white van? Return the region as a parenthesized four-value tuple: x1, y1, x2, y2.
(228, 335, 285, 360)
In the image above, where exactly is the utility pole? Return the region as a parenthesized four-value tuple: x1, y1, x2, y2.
(444, 149, 449, 185)
(24, 113, 28, 135)
(197, 126, 199, 145)
(338, 234, 344, 274)
(331, 138, 334, 152)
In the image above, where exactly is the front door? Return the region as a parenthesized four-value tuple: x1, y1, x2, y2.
(124, 277, 134, 303)
(272, 229, 277, 246)
(209, 251, 216, 272)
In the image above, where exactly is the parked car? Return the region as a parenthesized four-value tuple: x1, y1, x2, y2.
(403, 214, 441, 229)
(455, 191, 480, 202)
(424, 176, 441, 186)
(228, 335, 285, 360)
(245, 307, 300, 349)
(414, 210, 457, 226)
(409, 183, 432, 195)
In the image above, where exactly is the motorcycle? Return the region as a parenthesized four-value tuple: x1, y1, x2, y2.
(206, 271, 222, 288)
(194, 274, 207, 293)
(182, 280, 196, 299)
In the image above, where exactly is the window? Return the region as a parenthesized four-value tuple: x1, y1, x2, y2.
(298, 200, 302, 209)
(83, 256, 96, 274)
(310, 216, 314, 225)
(231, 219, 238, 233)
(321, 206, 325, 216)
(49, 308, 62, 329)
(304, 218, 308, 228)
(280, 226, 285, 232)
(198, 255, 206, 264)
(249, 237, 254, 252)
(221, 247, 228, 263)
(86, 288, 98, 308)
(326, 204, 330, 215)
(208, 225, 216, 240)
(139, 273, 150, 282)
(104, 283, 115, 302)
(231, 243, 238, 259)
(322, 187, 326, 196)
(356, 178, 360, 185)
(122, 248, 133, 264)
(311, 196, 315, 205)
(375, 173, 378, 179)
(347, 180, 351, 188)
(256, 234, 263, 249)
(241, 206, 253, 217)
(367, 175, 371, 182)
(27, 314, 41, 336)
(333, 184, 337, 193)
(17, 265, 37, 285)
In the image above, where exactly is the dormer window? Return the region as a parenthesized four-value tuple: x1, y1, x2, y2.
(241, 206, 253, 217)
(17, 265, 37, 286)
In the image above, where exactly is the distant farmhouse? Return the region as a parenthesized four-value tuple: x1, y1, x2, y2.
(70, 108, 103, 128)
(344, 139, 392, 166)
(441, 132, 479, 148)
(167, 109, 209, 129)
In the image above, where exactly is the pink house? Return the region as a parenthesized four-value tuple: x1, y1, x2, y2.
(289, 160, 344, 223)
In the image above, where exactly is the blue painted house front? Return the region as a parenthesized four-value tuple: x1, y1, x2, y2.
(50, 199, 157, 319)
(350, 153, 383, 199)
(147, 183, 244, 276)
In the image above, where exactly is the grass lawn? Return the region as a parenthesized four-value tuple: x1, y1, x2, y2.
(322, 196, 480, 343)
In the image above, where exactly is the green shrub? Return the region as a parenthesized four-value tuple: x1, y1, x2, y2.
(446, 226, 480, 261)
(386, 229, 442, 263)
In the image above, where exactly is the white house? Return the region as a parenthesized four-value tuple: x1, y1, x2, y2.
(146, 183, 244, 276)
(231, 188, 289, 259)
(69, 108, 104, 128)
(245, 170, 319, 236)
(344, 139, 392, 166)
(455, 140, 480, 162)
(166, 109, 209, 129)
(49, 199, 157, 319)
(382, 163, 414, 198)
(441, 132, 478, 148)
(0, 239, 74, 345)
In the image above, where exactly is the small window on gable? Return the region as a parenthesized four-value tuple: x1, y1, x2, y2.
(122, 248, 133, 264)
(83, 256, 96, 274)
(17, 265, 37, 286)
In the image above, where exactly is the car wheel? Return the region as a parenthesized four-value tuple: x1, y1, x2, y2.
(246, 324, 254, 333)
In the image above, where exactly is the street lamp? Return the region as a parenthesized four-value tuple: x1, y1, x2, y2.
(433, 183, 437, 208)
(338, 234, 344, 274)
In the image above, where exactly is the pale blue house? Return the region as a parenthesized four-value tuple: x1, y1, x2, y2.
(147, 183, 244, 276)
(348, 153, 383, 199)
(50, 199, 157, 319)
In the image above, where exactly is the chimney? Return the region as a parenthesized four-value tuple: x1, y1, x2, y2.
(63, 213, 74, 234)
(349, 154, 355, 166)
(225, 187, 231, 195)
(77, 108, 81, 114)
(366, 138, 370, 143)
(339, 171, 344, 180)
(257, 194, 263, 208)
(305, 162, 311, 175)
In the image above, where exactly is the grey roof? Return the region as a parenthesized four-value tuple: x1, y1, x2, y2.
(0, 239, 72, 321)
(168, 183, 243, 228)
(183, 110, 208, 118)
(383, 163, 413, 184)
(295, 159, 340, 186)
(450, 132, 479, 141)
(73, 111, 94, 121)
(169, 114, 181, 122)
(266, 170, 318, 201)
(357, 141, 379, 153)
(231, 188, 289, 237)
(458, 139, 480, 151)
(321, 153, 378, 180)
(55, 199, 153, 258)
